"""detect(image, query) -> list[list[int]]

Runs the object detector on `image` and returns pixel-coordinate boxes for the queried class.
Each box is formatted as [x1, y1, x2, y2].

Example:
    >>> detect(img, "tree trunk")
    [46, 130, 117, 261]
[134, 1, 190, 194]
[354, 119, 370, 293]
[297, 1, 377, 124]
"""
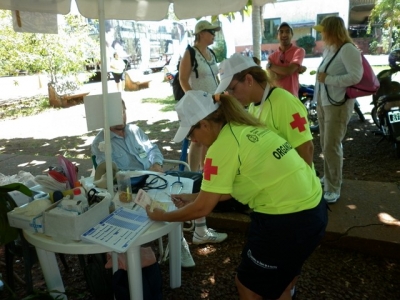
[252, 5, 261, 60]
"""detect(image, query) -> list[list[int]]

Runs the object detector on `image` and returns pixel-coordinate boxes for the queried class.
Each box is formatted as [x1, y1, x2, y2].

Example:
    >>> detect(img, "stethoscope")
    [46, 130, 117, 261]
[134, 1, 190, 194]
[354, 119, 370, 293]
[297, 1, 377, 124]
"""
[166, 171, 183, 195]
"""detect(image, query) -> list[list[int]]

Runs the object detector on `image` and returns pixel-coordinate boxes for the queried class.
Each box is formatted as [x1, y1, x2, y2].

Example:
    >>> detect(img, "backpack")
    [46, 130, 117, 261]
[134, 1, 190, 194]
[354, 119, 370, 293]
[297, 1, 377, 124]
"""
[172, 45, 217, 101]
[324, 43, 380, 105]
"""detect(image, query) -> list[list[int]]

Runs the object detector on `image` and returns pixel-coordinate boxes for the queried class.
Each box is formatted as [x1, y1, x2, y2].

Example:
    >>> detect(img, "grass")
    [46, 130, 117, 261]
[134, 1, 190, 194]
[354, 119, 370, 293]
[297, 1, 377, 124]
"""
[141, 95, 177, 112]
[0, 95, 57, 120]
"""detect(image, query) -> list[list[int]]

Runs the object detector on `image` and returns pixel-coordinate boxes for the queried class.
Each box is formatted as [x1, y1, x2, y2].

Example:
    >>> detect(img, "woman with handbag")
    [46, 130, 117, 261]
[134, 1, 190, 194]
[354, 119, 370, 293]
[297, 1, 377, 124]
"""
[146, 91, 328, 300]
[313, 16, 363, 204]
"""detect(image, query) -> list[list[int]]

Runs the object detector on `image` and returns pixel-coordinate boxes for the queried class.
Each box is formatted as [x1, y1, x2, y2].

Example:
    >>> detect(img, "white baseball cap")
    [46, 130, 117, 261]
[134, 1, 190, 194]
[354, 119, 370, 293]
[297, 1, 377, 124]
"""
[173, 90, 219, 143]
[215, 53, 258, 94]
[194, 20, 221, 35]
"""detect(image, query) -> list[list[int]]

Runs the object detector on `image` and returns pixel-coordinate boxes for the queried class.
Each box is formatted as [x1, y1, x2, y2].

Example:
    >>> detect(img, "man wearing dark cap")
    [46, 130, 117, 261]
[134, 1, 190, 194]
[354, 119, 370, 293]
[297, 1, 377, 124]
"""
[266, 22, 306, 96]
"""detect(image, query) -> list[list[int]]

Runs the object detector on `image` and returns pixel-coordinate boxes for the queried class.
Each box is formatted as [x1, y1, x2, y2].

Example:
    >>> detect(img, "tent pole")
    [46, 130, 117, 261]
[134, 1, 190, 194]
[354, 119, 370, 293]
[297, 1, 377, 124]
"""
[97, 0, 114, 195]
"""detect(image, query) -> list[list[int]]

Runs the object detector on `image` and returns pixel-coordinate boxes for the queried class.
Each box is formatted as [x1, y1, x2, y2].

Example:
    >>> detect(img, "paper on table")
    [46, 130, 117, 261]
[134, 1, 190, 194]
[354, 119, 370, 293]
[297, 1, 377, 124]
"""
[81, 206, 153, 253]
[135, 189, 170, 212]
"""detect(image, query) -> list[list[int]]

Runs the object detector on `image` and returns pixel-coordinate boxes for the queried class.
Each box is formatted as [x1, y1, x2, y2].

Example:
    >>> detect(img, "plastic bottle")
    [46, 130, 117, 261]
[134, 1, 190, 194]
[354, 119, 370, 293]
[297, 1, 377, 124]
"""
[73, 188, 89, 212]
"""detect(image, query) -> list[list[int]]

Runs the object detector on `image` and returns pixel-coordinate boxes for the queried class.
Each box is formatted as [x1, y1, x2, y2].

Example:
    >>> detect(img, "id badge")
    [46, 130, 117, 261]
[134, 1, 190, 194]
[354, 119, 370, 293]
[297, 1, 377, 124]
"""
[139, 150, 147, 159]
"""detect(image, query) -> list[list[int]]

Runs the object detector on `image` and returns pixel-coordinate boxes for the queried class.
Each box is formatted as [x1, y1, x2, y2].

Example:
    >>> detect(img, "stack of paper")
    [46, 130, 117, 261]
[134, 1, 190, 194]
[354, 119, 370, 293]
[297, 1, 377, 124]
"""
[81, 206, 153, 252]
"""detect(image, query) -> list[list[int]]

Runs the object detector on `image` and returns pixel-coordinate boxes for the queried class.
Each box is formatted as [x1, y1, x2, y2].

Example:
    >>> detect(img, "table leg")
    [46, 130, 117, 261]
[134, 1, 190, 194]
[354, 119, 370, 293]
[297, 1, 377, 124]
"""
[168, 223, 182, 288]
[126, 245, 143, 300]
[35, 247, 67, 300]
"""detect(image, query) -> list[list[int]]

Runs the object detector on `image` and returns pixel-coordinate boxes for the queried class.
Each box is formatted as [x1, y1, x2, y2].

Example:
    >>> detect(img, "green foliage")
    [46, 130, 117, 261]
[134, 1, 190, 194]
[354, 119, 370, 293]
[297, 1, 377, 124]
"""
[212, 38, 227, 62]
[0, 11, 100, 86]
[369, 40, 380, 54]
[369, 0, 400, 51]
[295, 36, 316, 54]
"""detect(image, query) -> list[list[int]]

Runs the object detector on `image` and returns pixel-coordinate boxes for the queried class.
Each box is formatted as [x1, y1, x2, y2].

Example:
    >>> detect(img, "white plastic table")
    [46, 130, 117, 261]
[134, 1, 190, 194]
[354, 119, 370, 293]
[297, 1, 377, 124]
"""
[24, 221, 181, 300]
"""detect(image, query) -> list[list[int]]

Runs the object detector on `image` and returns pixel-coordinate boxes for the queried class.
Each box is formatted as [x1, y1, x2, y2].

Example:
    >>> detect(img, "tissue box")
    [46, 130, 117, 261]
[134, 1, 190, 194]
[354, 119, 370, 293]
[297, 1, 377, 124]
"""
[44, 193, 111, 241]
[7, 206, 44, 233]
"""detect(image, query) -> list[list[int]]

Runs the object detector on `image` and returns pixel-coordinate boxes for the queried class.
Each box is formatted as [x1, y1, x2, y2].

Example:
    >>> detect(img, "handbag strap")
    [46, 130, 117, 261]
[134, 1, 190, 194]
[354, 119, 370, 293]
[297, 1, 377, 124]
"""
[322, 43, 348, 106]
[193, 46, 219, 86]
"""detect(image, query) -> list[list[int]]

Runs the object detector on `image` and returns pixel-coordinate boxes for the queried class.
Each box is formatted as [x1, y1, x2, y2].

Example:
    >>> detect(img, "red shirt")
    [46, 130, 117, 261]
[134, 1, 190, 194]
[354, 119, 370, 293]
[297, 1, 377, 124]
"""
[269, 44, 305, 97]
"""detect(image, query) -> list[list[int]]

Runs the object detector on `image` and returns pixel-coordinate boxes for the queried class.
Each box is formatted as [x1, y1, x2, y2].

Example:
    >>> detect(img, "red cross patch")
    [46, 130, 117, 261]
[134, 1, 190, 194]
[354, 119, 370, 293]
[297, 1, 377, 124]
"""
[290, 113, 307, 132]
[203, 158, 218, 180]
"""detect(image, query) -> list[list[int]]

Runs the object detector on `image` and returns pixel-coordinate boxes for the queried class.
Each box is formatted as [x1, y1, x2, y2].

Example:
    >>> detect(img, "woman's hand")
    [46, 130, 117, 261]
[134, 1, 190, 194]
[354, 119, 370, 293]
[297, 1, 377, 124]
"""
[317, 72, 327, 83]
[146, 206, 167, 221]
[170, 193, 196, 208]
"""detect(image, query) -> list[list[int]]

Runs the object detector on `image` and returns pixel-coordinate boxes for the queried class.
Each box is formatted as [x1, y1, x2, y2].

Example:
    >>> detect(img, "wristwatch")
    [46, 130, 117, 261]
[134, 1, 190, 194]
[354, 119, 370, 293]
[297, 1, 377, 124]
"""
[153, 162, 163, 167]
[266, 62, 272, 70]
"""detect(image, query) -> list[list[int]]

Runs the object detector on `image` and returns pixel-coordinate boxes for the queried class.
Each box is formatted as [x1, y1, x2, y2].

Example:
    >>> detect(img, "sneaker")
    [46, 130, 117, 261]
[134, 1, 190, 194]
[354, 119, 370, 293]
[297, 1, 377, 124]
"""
[324, 191, 340, 204]
[192, 229, 228, 245]
[181, 238, 195, 268]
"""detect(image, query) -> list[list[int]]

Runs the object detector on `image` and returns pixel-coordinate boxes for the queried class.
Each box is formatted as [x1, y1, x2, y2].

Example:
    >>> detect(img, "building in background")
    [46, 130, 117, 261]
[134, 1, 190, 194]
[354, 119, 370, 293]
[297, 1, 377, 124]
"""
[234, 0, 376, 57]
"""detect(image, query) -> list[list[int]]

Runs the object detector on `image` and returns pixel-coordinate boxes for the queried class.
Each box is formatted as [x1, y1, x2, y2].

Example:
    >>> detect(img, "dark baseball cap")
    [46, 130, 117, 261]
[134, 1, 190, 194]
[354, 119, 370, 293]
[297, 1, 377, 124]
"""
[278, 22, 293, 34]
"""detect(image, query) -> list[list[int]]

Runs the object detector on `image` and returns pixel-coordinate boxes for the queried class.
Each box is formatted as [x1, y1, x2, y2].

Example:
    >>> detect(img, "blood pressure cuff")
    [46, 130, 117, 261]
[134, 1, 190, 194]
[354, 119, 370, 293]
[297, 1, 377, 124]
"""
[130, 175, 149, 193]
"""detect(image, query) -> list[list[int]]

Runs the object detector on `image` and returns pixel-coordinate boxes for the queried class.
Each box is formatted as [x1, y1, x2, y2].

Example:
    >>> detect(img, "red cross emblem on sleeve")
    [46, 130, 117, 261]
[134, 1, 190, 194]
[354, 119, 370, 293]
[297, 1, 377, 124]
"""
[203, 158, 218, 180]
[290, 113, 307, 132]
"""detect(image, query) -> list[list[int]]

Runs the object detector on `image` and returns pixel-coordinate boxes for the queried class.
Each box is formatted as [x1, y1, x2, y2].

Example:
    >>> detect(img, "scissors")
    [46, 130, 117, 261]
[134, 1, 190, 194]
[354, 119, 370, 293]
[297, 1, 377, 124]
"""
[87, 188, 101, 206]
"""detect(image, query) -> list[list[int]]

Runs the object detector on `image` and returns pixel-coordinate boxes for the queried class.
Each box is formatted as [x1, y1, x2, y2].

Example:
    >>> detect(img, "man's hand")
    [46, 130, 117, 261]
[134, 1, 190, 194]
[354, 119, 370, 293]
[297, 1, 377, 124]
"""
[299, 65, 307, 74]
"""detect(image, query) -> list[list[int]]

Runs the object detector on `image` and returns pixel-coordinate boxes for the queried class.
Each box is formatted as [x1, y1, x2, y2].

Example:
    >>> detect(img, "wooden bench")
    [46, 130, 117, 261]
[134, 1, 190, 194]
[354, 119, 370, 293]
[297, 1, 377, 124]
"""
[124, 71, 151, 91]
[48, 84, 89, 108]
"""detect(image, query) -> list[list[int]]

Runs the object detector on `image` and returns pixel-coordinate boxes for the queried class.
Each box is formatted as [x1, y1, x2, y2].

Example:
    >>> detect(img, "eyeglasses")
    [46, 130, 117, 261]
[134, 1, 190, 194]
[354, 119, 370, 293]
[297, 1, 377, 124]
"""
[204, 29, 216, 36]
[186, 123, 200, 140]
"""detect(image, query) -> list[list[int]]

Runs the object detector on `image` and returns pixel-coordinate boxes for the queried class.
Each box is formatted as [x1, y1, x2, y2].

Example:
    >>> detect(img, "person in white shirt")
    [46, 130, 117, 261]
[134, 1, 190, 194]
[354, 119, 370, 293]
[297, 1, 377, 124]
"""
[110, 52, 126, 92]
[313, 16, 363, 204]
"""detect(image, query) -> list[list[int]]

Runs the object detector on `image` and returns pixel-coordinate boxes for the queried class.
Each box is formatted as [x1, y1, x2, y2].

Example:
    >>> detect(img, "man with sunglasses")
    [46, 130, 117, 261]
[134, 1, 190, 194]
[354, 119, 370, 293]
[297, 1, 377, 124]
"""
[266, 22, 306, 97]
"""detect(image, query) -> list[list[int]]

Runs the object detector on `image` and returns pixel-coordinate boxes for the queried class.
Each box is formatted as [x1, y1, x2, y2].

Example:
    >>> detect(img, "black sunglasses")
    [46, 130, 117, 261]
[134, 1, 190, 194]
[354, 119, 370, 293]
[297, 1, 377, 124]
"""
[204, 29, 216, 36]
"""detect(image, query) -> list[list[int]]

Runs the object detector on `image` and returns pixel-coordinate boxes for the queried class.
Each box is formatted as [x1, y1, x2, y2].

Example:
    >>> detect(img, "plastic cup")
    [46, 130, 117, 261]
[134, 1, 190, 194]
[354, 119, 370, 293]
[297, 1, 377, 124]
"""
[116, 171, 132, 203]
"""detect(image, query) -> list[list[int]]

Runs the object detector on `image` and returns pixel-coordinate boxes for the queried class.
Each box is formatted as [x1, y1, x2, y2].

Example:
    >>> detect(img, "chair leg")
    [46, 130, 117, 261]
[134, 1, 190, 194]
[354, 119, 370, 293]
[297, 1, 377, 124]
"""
[4, 243, 15, 291]
[58, 254, 69, 273]
[20, 233, 35, 295]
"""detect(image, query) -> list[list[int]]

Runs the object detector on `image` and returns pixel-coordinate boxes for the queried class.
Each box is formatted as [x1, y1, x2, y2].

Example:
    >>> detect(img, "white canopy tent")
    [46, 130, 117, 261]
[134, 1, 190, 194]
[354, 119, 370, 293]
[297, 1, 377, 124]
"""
[0, 0, 248, 193]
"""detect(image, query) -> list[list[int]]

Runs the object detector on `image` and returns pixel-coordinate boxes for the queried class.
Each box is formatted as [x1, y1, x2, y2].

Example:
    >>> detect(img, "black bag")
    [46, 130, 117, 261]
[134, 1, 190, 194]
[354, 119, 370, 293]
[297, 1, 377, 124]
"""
[83, 254, 114, 300]
[112, 263, 163, 300]
[172, 45, 217, 101]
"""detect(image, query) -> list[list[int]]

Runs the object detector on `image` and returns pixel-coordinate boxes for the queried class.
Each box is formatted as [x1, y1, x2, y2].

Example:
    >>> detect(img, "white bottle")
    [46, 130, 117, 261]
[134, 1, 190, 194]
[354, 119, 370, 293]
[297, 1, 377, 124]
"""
[73, 188, 89, 212]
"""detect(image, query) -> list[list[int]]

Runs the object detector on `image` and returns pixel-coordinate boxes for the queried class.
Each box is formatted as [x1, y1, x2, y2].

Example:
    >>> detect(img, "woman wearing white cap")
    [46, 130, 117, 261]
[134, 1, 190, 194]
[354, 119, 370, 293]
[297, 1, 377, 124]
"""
[146, 90, 327, 300]
[178, 20, 227, 247]
[215, 53, 314, 168]
[179, 20, 221, 173]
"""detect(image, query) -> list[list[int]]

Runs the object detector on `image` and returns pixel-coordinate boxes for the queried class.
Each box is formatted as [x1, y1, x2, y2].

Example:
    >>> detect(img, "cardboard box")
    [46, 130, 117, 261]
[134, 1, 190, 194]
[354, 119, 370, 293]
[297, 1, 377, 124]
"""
[7, 206, 44, 233]
[44, 193, 111, 241]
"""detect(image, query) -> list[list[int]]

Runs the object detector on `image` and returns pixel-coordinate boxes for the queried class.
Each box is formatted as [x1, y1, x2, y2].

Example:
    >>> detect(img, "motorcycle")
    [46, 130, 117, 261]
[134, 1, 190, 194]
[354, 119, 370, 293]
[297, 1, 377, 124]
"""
[370, 49, 400, 158]
[298, 84, 319, 132]
[298, 84, 366, 133]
